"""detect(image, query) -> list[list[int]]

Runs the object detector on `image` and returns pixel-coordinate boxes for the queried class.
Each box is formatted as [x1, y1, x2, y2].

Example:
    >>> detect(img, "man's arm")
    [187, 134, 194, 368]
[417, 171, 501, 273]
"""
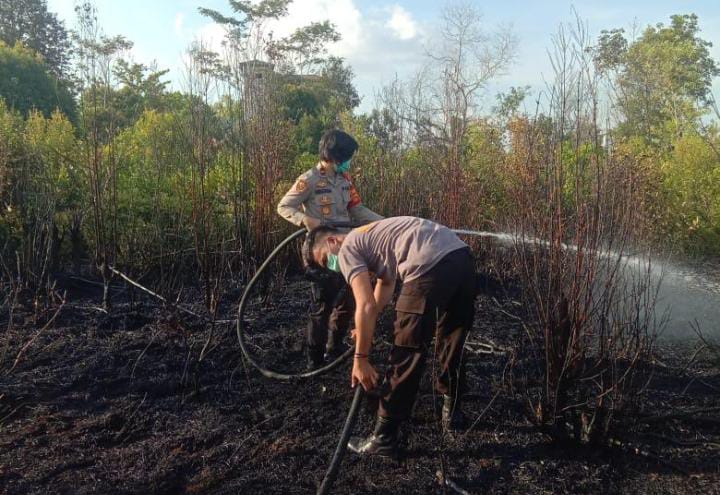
[350, 271, 380, 390]
[349, 204, 384, 225]
[373, 273, 396, 310]
[342, 174, 383, 225]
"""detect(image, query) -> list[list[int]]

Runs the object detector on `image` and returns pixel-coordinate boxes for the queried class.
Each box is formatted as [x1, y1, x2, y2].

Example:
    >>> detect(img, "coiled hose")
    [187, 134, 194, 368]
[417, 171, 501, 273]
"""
[235, 228, 353, 380]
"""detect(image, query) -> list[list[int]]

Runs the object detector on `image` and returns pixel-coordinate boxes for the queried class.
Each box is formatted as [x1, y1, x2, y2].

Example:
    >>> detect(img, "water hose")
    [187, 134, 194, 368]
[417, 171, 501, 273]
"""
[316, 386, 364, 495]
[235, 225, 489, 379]
[234, 225, 362, 493]
[235, 228, 353, 380]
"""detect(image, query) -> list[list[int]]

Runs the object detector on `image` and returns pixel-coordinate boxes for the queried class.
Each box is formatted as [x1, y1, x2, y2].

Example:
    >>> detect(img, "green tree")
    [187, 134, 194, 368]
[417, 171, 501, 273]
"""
[199, 0, 340, 74]
[76, 60, 171, 133]
[594, 14, 719, 146]
[280, 58, 359, 153]
[660, 131, 720, 255]
[0, 41, 76, 121]
[0, 0, 72, 79]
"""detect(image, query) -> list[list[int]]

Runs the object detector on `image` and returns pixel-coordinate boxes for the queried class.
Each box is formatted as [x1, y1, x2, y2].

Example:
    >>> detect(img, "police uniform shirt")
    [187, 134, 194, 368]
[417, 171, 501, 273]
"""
[277, 163, 383, 226]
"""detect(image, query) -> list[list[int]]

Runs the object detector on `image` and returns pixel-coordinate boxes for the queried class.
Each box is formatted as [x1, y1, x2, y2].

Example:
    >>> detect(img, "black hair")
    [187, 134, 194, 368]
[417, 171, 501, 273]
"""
[302, 225, 341, 269]
[318, 130, 358, 164]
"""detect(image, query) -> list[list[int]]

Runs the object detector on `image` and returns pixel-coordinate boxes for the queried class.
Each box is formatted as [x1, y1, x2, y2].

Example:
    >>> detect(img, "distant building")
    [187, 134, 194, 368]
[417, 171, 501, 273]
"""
[237, 60, 275, 117]
[237, 60, 324, 117]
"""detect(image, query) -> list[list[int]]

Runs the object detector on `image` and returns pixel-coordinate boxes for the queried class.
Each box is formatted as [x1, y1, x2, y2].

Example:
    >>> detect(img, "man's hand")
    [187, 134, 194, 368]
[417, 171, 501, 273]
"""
[302, 215, 322, 230]
[352, 359, 379, 391]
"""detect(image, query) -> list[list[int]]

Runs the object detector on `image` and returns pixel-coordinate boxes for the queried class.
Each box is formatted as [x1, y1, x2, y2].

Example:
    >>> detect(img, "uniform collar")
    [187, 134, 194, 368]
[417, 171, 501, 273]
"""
[317, 161, 337, 182]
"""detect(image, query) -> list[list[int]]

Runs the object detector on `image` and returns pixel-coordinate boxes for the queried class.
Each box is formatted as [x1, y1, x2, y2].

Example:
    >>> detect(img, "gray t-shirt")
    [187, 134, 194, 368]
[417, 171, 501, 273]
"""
[338, 216, 468, 284]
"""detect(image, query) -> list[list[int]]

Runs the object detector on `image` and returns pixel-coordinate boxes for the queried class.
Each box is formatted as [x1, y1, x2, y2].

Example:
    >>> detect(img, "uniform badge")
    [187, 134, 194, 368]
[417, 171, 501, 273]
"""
[347, 183, 362, 208]
[319, 195, 332, 205]
[317, 179, 328, 187]
[321, 205, 332, 216]
[355, 221, 379, 233]
[295, 179, 308, 192]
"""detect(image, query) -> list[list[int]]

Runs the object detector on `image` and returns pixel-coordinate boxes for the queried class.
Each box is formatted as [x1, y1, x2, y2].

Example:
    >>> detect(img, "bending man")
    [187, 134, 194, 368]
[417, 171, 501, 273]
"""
[303, 216, 476, 457]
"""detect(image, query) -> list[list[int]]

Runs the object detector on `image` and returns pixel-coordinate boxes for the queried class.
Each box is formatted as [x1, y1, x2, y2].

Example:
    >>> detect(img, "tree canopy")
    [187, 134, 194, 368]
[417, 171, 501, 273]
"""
[594, 14, 720, 145]
[0, 0, 72, 79]
[0, 41, 76, 121]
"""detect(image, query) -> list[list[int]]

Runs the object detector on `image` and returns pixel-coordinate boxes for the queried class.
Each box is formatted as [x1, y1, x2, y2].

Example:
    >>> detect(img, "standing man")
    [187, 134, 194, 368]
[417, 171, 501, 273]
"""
[278, 130, 382, 370]
[302, 216, 476, 457]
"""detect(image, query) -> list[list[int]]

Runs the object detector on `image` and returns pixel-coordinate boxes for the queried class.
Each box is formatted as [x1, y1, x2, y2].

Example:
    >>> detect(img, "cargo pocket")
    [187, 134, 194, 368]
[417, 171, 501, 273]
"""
[394, 293, 427, 348]
[395, 293, 426, 315]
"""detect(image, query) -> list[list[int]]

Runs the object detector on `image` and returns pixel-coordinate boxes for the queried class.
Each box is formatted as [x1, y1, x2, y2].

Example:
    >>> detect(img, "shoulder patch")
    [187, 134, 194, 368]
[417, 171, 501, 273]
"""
[295, 179, 308, 192]
[354, 221, 379, 233]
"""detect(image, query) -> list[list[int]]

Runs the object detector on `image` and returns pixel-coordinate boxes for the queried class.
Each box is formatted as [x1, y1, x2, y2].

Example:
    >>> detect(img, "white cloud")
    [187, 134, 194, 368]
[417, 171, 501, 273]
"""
[386, 5, 417, 41]
[174, 12, 185, 38]
[182, 0, 428, 111]
[263, 0, 363, 58]
[194, 22, 228, 55]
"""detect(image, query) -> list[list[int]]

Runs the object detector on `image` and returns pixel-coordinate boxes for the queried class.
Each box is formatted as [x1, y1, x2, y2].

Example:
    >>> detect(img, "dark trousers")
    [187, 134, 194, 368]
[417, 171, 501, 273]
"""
[379, 248, 476, 419]
[307, 271, 355, 351]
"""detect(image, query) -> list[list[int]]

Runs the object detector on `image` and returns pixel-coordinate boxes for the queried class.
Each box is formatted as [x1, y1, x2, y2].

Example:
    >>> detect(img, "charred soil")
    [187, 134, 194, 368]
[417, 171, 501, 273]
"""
[0, 276, 718, 494]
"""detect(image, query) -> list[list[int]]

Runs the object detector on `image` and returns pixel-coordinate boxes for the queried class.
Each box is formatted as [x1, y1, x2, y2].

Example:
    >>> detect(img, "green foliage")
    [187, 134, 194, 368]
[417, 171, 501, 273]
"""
[0, 0, 72, 79]
[198, 0, 290, 31]
[0, 41, 76, 122]
[2, 3, 718, 287]
[281, 59, 359, 153]
[660, 131, 720, 255]
[0, 100, 25, 245]
[200, 0, 339, 74]
[270, 21, 340, 73]
[112, 109, 193, 262]
[559, 140, 602, 206]
[0, 100, 81, 287]
[465, 119, 511, 226]
[594, 14, 719, 146]
[77, 67, 173, 137]
[494, 86, 530, 121]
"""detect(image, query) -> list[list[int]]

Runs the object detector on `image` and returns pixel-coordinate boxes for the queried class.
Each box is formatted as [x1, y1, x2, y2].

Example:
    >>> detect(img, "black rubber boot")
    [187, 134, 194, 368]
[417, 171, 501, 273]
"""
[347, 416, 400, 458]
[442, 394, 466, 432]
[306, 346, 325, 371]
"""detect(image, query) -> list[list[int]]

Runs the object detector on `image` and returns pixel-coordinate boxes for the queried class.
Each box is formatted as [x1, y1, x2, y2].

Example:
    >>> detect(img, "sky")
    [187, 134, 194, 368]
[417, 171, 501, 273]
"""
[46, 0, 720, 114]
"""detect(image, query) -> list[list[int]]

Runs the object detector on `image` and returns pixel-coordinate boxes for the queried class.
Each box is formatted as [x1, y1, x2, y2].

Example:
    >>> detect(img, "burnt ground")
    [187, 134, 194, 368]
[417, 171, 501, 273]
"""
[0, 274, 719, 495]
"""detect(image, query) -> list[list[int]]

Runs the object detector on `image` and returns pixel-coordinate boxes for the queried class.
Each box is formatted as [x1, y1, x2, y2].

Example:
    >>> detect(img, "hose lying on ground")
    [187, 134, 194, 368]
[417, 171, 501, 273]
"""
[235, 225, 360, 494]
[316, 386, 364, 495]
[236, 227, 353, 381]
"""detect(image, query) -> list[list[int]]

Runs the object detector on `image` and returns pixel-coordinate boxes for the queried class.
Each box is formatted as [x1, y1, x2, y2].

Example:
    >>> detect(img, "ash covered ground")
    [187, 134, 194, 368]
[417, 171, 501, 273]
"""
[1, 274, 718, 494]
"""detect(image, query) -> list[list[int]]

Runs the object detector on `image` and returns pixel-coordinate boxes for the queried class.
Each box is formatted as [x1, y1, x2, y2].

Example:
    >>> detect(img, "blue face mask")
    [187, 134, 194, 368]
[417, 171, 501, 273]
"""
[326, 253, 341, 273]
[335, 159, 351, 174]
